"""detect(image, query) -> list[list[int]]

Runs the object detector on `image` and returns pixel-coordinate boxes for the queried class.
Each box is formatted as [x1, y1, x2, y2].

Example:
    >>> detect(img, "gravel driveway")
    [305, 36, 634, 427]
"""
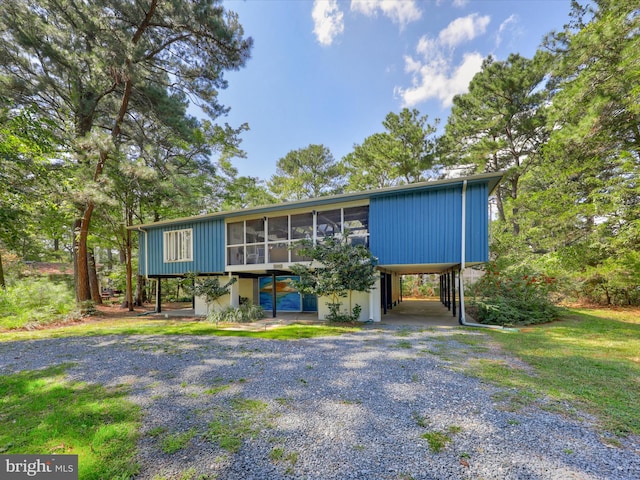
[1, 325, 639, 480]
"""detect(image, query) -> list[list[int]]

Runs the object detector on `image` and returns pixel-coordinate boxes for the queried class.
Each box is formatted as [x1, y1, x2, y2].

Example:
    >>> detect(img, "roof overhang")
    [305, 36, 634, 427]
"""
[128, 172, 505, 230]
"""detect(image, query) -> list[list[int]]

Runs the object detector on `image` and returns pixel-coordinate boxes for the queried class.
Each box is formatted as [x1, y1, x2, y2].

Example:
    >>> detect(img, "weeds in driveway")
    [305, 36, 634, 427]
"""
[269, 447, 298, 474]
[160, 429, 197, 454]
[421, 426, 463, 453]
[206, 397, 271, 453]
[0, 365, 140, 479]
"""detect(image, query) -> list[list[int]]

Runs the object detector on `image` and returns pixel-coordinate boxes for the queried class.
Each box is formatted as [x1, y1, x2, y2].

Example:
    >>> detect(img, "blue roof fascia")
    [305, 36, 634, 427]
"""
[130, 171, 505, 231]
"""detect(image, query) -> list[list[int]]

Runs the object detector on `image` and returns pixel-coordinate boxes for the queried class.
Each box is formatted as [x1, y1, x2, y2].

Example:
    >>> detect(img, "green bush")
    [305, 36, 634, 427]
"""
[326, 302, 362, 323]
[0, 278, 76, 329]
[207, 303, 265, 324]
[468, 262, 559, 327]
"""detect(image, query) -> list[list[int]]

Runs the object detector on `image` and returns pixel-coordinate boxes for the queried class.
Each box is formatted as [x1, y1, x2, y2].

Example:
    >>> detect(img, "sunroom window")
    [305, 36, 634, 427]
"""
[225, 206, 368, 267]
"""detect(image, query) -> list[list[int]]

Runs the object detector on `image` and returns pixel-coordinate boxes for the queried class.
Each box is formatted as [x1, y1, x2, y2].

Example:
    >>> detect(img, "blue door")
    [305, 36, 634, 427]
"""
[302, 294, 318, 312]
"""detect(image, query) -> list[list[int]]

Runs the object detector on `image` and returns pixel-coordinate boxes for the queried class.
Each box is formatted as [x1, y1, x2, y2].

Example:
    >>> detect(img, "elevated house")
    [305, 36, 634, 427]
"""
[131, 172, 503, 322]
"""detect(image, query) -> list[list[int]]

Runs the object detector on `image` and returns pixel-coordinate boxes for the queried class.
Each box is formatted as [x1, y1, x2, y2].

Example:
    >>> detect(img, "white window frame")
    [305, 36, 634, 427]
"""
[164, 228, 193, 263]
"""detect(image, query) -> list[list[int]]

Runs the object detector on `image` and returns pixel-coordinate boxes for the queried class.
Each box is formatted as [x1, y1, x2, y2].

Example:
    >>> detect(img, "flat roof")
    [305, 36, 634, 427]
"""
[129, 171, 504, 230]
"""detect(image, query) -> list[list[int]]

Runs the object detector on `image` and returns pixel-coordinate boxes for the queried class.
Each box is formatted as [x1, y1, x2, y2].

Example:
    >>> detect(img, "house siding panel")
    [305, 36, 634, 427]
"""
[139, 218, 225, 276]
[369, 182, 489, 265]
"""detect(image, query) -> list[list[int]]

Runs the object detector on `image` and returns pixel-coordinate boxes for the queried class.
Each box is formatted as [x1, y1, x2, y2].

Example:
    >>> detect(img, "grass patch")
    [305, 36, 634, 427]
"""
[160, 429, 197, 454]
[204, 384, 230, 395]
[477, 307, 640, 436]
[0, 319, 360, 342]
[421, 431, 452, 453]
[421, 426, 463, 453]
[0, 365, 141, 479]
[206, 396, 271, 453]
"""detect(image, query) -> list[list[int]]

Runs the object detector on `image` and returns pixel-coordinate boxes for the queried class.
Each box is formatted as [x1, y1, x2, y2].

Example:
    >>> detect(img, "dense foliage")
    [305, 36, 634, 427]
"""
[468, 263, 559, 327]
[0, 278, 76, 329]
[207, 303, 265, 324]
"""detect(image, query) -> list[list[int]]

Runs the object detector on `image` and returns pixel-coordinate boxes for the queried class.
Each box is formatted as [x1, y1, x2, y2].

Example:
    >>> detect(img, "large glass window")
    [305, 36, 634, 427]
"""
[268, 216, 289, 241]
[245, 219, 265, 244]
[268, 243, 289, 263]
[225, 206, 369, 266]
[316, 209, 341, 238]
[246, 245, 265, 264]
[344, 206, 369, 246]
[291, 213, 313, 240]
[227, 222, 244, 245]
[228, 246, 244, 266]
[164, 229, 193, 263]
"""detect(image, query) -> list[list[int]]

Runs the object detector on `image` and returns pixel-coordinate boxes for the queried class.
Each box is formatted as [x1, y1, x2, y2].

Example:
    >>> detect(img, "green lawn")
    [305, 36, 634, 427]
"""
[0, 365, 141, 480]
[0, 318, 360, 342]
[472, 307, 640, 437]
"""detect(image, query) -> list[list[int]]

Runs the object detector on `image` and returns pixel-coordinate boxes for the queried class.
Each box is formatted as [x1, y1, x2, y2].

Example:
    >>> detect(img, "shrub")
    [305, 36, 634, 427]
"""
[326, 303, 362, 323]
[468, 262, 559, 327]
[0, 278, 76, 329]
[207, 303, 265, 324]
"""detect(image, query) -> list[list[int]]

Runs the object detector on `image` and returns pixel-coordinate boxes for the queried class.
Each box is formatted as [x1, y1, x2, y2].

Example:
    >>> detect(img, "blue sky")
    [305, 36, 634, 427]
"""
[215, 0, 572, 181]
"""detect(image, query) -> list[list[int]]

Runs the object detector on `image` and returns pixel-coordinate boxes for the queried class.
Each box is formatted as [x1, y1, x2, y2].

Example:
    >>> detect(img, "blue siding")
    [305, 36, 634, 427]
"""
[136, 176, 495, 275]
[465, 182, 489, 263]
[138, 218, 225, 276]
[369, 183, 488, 265]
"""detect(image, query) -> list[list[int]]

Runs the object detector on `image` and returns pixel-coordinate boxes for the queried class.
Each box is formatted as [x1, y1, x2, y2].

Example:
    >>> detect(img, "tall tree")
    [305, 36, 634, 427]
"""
[0, 0, 252, 304]
[532, 0, 640, 303]
[268, 144, 344, 201]
[0, 99, 58, 287]
[440, 53, 550, 235]
[343, 108, 439, 191]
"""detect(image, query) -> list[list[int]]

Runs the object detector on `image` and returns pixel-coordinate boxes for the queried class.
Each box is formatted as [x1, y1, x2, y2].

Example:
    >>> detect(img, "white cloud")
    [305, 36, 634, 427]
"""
[396, 52, 484, 107]
[496, 14, 518, 47]
[452, 0, 469, 8]
[438, 13, 490, 48]
[351, 0, 422, 29]
[395, 14, 490, 107]
[312, 0, 344, 46]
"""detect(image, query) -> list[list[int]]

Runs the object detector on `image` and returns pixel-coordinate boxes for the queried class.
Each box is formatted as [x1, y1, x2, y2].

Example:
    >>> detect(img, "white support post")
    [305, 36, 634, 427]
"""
[230, 274, 240, 307]
[369, 275, 381, 322]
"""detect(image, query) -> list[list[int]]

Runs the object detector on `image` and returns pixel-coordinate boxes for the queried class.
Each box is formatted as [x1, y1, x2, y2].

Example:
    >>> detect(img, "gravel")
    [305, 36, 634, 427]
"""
[1, 325, 639, 480]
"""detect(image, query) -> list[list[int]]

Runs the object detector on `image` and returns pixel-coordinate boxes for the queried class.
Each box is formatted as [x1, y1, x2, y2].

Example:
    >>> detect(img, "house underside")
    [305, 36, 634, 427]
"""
[132, 173, 503, 322]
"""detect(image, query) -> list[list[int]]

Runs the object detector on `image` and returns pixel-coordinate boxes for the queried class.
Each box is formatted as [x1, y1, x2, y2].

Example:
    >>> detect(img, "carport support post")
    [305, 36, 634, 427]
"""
[271, 272, 277, 318]
[451, 270, 456, 317]
[155, 278, 162, 313]
[446, 272, 451, 310]
[381, 273, 387, 315]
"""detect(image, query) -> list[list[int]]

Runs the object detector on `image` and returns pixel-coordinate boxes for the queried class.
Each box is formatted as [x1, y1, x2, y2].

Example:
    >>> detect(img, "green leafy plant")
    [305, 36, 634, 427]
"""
[468, 262, 559, 326]
[182, 272, 237, 316]
[290, 235, 377, 322]
[207, 303, 265, 324]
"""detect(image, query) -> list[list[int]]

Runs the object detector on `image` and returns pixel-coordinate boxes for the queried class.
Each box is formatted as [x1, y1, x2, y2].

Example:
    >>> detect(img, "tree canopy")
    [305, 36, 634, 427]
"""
[268, 144, 344, 201]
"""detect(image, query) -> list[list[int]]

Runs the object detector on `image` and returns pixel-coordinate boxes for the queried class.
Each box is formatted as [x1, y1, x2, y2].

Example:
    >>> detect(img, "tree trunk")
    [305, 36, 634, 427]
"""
[72, 218, 82, 302]
[124, 227, 134, 311]
[76, 202, 94, 305]
[88, 248, 102, 305]
[0, 250, 5, 289]
[135, 274, 146, 306]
